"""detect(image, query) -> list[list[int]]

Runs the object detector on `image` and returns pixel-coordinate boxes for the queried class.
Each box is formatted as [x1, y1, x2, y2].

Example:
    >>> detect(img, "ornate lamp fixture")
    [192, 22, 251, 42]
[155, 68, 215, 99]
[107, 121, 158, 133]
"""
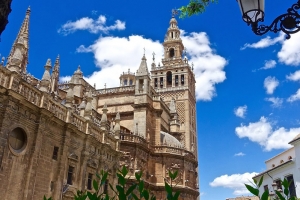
[237, 0, 300, 39]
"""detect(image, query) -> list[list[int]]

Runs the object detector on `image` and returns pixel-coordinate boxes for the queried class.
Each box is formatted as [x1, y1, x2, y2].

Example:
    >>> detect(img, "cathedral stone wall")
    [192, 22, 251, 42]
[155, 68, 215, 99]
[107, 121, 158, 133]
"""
[0, 9, 200, 200]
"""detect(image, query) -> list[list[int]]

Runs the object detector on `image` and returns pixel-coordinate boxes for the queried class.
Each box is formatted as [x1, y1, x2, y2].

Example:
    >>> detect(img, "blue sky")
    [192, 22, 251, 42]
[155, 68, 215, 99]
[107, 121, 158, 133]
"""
[1, 0, 300, 199]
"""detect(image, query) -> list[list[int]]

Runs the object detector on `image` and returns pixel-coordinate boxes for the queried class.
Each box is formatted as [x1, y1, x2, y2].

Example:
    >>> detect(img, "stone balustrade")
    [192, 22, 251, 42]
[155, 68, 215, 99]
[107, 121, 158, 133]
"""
[120, 134, 147, 144]
[96, 85, 135, 95]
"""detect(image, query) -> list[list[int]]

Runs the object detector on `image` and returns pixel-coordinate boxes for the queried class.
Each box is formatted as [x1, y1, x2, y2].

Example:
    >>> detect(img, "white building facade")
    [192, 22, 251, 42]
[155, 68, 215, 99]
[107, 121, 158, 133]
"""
[253, 135, 300, 198]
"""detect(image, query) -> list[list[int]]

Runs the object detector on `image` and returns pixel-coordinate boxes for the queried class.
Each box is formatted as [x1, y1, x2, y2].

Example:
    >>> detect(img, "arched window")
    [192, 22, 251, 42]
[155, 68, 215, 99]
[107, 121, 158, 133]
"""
[166, 71, 172, 87]
[124, 79, 128, 86]
[169, 48, 175, 58]
[129, 79, 133, 85]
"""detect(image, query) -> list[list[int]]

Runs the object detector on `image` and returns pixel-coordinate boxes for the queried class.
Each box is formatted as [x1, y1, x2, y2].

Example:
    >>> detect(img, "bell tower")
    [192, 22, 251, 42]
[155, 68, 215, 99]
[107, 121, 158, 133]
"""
[151, 16, 197, 155]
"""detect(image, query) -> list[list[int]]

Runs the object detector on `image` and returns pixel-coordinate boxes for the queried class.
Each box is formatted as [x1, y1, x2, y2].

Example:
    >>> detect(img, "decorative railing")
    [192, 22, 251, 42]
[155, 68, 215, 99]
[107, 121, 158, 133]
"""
[96, 85, 135, 95]
[45, 97, 68, 121]
[105, 136, 116, 149]
[153, 146, 195, 158]
[70, 113, 85, 131]
[120, 134, 146, 144]
[17, 80, 42, 107]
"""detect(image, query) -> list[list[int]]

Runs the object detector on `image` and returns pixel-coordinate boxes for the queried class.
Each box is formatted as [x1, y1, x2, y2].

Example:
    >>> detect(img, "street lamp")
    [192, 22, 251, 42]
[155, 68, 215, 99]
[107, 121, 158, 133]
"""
[237, 0, 300, 39]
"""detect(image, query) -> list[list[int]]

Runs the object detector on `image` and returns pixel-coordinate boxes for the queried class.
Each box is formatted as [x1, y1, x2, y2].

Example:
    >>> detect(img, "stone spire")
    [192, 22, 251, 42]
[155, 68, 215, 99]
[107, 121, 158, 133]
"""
[136, 54, 149, 77]
[84, 90, 93, 119]
[39, 59, 52, 92]
[114, 112, 120, 138]
[51, 55, 60, 93]
[100, 103, 108, 124]
[65, 76, 75, 107]
[6, 7, 30, 73]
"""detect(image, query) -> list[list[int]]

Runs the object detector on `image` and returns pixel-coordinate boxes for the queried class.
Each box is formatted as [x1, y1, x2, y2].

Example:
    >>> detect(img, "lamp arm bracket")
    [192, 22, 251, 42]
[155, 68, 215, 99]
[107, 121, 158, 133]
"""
[252, 0, 300, 39]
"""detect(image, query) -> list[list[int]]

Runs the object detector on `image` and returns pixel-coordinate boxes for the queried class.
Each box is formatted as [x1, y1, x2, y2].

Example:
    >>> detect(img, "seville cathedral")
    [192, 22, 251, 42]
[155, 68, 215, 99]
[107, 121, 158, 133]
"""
[0, 8, 199, 200]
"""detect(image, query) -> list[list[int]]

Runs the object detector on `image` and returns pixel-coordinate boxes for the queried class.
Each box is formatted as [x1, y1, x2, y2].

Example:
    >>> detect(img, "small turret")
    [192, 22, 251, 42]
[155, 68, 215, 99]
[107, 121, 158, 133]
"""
[100, 102, 108, 124]
[119, 68, 135, 86]
[39, 59, 52, 92]
[65, 76, 75, 107]
[84, 90, 93, 119]
[114, 112, 121, 139]
[135, 53, 150, 94]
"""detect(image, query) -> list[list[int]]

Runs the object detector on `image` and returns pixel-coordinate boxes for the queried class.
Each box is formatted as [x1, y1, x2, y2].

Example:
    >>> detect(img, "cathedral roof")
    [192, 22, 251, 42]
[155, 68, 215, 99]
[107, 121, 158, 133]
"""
[160, 131, 183, 148]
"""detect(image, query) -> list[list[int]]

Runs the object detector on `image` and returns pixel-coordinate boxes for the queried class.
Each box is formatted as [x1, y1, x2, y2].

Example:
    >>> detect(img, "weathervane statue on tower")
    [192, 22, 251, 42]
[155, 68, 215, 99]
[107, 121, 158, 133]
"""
[172, 9, 179, 17]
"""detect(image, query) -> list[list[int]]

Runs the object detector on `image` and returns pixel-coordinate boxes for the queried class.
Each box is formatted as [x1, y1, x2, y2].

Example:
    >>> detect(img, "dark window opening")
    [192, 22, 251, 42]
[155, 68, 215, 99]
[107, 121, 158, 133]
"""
[286, 175, 296, 197]
[166, 71, 172, 87]
[181, 75, 184, 85]
[275, 179, 282, 190]
[52, 146, 59, 160]
[154, 78, 158, 88]
[160, 77, 163, 88]
[139, 79, 144, 92]
[263, 185, 268, 192]
[87, 173, 93, 190]
[67, 166, 74, 185]
[175, 75, 179, 86]
[104, 180, 109, 194]
[124, 79, 128, 86]
[50, 181, 54, 192]
[129, 79, 133, 86]
[170, 48, 175, 58]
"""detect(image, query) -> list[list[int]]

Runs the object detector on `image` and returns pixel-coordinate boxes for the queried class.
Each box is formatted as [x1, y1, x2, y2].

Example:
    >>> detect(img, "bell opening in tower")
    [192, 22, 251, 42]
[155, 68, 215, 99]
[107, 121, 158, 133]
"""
[166, 71, 172, 88]
[169, 48, 175, 58]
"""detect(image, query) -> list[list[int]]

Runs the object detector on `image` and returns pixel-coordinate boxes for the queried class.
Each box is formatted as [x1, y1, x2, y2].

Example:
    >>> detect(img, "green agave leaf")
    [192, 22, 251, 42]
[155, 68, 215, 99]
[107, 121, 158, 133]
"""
[245, 184, 259, 196]
[275, 190, 286, 200]
[126, 184, 137, 196]
[258, 176, 264, 188]
[142, 190, 150, 200]
[174, 191, 180, 200]
[139, 180, 144, 193]
[261, 190, 269, 200]
[165, 182, 172, 194]
[93, 179, 99, 191]
[117, 174, 126, 186]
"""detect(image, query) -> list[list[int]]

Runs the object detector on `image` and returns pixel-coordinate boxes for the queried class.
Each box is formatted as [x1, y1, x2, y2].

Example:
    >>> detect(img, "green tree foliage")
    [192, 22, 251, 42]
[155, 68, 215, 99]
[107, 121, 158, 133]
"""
[179, 0, 217, 18]
[245, 176, 298, 200]
[44, 166, 181, 200]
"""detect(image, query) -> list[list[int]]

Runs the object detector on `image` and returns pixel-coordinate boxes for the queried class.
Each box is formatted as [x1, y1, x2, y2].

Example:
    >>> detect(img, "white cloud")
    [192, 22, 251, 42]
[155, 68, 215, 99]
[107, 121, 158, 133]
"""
[234, 106, 247, 118]
[265, 97, 283, 108]
[58, 15, 125, 35]
[278, 32, 300, 66]
[261, 60, 276, 70]
[241, 33, 285, 50]
[286, 70, 300, 82]
[60, 76, 71, 83]
[235, 117, 300, 151]
[264, 76, 279, 94]
[234, 152, 245, 157]
[287, 89, 300, 102]
[73, 30, 227, 101]
[210, 172, 257, 195]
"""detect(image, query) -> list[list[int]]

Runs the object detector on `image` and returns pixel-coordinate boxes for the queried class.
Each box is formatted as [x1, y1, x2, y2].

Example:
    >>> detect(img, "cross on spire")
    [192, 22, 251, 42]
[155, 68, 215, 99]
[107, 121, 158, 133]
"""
[152, 52, 155, 62]
[143, 47, 146, 55]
